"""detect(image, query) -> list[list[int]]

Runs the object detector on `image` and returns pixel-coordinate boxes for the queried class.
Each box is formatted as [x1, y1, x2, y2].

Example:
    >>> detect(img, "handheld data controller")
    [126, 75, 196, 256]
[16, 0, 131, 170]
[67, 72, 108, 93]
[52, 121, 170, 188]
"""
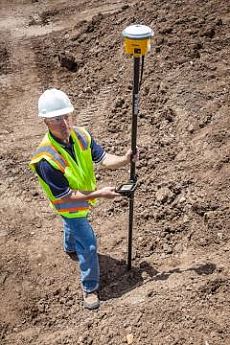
[115, 180, 137, 197]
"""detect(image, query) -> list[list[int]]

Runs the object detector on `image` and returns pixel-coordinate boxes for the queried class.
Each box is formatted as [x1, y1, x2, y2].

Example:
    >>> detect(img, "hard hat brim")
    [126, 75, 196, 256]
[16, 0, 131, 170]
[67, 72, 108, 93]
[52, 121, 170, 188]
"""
[38, 105, 74, 118]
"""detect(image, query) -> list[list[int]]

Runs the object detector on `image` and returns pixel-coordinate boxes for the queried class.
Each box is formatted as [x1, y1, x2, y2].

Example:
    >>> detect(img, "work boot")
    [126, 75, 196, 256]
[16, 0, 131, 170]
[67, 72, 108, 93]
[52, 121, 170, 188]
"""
[83, 291, 100, 310]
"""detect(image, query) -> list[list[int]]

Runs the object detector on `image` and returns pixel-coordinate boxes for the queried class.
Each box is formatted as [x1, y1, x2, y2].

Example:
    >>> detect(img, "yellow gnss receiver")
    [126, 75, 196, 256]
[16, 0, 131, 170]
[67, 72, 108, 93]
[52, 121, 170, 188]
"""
[122, 24, 154, 57]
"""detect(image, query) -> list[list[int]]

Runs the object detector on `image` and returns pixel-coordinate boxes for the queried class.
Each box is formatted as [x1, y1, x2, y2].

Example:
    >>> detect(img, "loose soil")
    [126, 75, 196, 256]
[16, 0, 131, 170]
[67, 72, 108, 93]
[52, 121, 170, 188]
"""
[0, 1, 229, 344]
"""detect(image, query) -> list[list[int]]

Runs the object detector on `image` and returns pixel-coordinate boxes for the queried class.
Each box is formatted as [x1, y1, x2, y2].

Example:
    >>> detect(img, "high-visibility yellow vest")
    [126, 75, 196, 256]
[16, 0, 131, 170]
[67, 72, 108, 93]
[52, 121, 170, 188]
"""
[29, 127, 97, 218]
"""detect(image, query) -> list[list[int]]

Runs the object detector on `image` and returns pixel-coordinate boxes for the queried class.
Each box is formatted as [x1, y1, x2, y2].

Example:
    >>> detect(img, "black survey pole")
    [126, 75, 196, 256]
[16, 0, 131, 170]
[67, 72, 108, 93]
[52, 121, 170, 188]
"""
[127, 57, 140, 270]
[122, 24, 153, 270]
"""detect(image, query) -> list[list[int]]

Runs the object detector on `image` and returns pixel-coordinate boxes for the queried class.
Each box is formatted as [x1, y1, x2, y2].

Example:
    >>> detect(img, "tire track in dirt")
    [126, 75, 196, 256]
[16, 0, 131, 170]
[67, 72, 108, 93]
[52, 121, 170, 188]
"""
[77, 85, 113, 128]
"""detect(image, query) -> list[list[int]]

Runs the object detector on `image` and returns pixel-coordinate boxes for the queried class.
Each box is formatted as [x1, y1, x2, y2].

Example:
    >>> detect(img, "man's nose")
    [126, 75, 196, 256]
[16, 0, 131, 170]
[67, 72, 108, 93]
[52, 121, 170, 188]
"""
[61, 118, 69, 127]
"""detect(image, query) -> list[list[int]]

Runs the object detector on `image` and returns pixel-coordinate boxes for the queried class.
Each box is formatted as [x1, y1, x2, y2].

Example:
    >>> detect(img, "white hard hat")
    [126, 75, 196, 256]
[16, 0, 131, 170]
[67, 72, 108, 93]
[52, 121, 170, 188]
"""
[38, 88, 74, 118]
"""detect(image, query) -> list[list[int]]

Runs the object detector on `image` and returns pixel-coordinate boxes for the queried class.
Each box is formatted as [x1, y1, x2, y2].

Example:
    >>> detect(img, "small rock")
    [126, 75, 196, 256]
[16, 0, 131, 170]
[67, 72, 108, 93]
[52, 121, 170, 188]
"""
[127, 333, 134, 344]
[179, 196, 186, 203]
[84, 87, 93, 94]
[141, 271, 149, 280]
[114, 97, 125, 108]
[183, 214, 189, 223]
[163, 243, 173, 254]
[37, 303, 45, 313]
[217, 232, 223, 240]
[155, 187, 174, 203]
[188, 124, 195, 133]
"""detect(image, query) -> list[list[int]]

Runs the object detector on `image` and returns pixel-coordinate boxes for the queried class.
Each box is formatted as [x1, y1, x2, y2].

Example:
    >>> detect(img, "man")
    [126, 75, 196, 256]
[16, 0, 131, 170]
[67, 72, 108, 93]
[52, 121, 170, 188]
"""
[30, 88, 136, 310]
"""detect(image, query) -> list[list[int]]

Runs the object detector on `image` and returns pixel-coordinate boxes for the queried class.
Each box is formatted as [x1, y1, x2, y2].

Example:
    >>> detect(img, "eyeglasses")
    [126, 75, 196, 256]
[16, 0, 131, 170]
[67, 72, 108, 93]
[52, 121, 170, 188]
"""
[48, 115, 71, 123]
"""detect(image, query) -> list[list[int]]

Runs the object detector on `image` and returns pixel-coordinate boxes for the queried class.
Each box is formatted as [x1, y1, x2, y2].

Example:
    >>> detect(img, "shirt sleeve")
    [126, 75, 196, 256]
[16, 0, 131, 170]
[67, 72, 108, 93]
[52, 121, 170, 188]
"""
[90, 132, 106, 163]
[35, 159, 71, 198]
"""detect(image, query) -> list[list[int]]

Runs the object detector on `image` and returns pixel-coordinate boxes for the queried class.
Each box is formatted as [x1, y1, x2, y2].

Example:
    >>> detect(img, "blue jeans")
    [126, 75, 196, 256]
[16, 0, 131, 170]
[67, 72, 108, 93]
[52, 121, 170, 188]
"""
[62, 217, 99, 293]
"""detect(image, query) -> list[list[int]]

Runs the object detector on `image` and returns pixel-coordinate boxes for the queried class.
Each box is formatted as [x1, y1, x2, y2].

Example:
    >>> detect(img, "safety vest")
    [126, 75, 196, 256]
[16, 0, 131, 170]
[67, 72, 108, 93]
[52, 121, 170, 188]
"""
[29, 127, 97, 218]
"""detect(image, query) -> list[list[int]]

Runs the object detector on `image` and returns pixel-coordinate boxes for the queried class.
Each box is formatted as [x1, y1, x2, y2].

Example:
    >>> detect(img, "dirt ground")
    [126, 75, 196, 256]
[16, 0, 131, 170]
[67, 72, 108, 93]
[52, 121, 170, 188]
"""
[0, 0, 229, 344]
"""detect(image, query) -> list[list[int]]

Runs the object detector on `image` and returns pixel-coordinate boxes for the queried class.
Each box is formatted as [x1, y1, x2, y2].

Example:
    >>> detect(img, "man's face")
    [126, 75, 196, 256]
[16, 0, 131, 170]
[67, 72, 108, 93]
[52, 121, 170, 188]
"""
[44, 114, 73, 142]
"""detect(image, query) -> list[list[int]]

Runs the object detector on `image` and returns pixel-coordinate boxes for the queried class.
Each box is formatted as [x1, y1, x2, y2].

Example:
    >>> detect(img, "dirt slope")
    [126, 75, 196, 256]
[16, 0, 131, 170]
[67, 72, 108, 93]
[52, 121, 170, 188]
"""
[0, 0, 229, 344]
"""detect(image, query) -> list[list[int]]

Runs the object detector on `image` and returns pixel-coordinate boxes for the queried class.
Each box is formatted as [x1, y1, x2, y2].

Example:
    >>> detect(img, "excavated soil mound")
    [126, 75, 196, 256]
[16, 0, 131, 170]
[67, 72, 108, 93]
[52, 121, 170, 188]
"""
[0, 0, 229, 344]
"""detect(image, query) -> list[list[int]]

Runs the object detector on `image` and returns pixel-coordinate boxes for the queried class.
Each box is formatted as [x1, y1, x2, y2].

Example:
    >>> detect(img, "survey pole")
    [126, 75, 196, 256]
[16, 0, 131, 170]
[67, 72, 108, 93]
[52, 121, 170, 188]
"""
[122, 24, 153, 270]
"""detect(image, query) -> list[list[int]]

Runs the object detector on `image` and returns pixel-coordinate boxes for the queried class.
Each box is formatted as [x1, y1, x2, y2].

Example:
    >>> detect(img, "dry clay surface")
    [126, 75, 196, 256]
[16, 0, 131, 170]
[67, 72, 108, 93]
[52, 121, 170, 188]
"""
[0, 0, 229, 344]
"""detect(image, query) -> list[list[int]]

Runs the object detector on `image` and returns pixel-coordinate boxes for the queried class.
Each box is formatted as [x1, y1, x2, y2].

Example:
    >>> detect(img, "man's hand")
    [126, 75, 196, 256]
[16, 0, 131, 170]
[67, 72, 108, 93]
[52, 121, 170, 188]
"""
[99, 186, 120, 199]
[101, 147, 140, 169]
[68, 186, 120, 201]
[125, 147, 140, 163]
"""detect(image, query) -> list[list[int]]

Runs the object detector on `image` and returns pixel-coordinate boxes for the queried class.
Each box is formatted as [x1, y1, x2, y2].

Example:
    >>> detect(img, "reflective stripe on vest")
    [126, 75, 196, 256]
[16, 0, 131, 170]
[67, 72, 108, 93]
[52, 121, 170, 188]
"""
[75, 129, 88, 150]
[33, 145, 67, 173]
[52, 199, 90, 213]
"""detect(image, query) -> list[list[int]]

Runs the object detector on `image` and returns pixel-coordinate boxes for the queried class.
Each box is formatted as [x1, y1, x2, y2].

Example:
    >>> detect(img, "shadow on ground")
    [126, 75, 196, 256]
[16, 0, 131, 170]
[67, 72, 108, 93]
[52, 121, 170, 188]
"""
[99, 254, 216, 301]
